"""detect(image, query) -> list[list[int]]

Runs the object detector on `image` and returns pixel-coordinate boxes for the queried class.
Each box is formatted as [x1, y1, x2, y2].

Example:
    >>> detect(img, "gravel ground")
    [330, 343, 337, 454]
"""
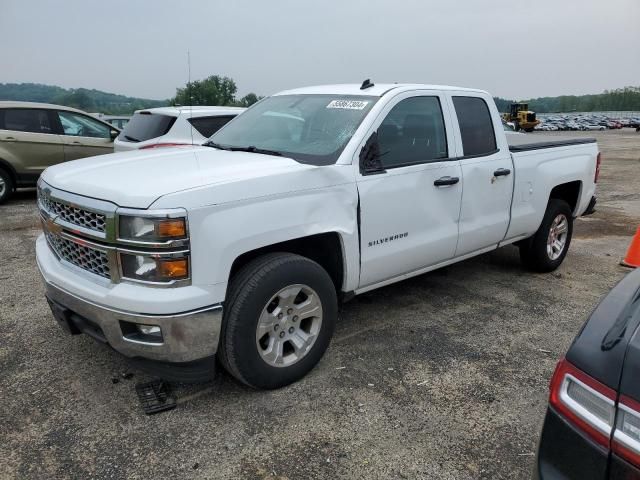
[1, 129, 639, 479]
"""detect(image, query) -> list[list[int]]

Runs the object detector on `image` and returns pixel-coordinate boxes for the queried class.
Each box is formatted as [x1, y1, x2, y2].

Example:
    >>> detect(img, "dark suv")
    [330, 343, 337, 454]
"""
[536, 268, 640, 479]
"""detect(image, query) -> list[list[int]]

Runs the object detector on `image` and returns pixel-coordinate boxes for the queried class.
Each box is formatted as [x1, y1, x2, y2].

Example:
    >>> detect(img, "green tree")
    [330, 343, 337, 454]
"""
[172, 75, 238, 106]
[237, 92, 261, 107]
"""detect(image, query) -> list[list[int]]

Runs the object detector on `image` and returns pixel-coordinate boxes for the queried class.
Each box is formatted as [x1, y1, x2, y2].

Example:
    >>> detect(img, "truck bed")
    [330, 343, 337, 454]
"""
[508, 134, 597, 152]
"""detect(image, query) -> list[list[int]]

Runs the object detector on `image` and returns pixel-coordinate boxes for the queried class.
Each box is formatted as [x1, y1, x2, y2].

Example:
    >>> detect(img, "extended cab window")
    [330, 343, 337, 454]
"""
[452, 96, 497, 156]
[57, 111, 111, 138]
[188, 115, 235, 137]
[0, 109, 53, 134]
[377, 96, 448, 168]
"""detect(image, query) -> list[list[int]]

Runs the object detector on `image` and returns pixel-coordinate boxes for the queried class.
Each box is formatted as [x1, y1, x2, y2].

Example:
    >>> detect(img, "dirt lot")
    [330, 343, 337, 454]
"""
[1, 129, 639, 479]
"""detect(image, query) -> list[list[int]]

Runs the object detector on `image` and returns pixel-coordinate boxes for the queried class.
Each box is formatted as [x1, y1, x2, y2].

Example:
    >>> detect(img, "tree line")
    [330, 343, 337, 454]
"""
[3, 81, 639, 115]
[494, 87, 640, 113]
[0, 83, 166, 114]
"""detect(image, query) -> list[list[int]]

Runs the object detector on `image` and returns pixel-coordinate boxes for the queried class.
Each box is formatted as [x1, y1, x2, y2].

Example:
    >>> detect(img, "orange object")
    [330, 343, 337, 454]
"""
[158, 258, 189, 279]
[621, 227, 640, 268]
[157, 219, 186, 238]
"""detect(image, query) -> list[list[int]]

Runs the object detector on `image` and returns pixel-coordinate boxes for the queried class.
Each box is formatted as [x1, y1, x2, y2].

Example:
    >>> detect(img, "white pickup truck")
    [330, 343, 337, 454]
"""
[36, 82, 599, 389]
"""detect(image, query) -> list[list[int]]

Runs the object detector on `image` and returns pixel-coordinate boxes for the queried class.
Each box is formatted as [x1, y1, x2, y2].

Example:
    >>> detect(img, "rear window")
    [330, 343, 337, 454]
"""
[187, 115, 236, 138]
[452, 96, 497, 156]
[118, 112, 176, 143]
[0, 108, 53, 134]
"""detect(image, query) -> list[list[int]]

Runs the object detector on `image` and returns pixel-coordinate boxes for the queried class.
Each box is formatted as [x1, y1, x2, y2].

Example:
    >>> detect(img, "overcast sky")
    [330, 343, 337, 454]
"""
[1, 0, 638, 100]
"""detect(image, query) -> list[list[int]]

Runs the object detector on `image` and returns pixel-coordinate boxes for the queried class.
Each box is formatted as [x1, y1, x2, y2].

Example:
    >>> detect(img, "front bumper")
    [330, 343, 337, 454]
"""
[40, 272, 223, 364]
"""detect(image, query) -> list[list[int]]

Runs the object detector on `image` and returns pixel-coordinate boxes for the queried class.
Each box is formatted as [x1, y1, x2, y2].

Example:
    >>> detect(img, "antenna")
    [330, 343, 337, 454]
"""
[360, 79, 374, 90]
[187, 50, 194, 145]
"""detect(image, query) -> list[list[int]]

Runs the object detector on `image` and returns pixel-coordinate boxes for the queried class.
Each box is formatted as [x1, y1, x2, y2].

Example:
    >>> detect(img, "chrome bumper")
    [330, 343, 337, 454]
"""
[41, 277, 223, 363]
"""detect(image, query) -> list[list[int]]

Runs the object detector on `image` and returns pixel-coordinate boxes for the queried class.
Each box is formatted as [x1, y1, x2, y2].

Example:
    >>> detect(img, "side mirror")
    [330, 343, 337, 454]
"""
[110, 130, 119, 140]
[359, 132, 386, 176]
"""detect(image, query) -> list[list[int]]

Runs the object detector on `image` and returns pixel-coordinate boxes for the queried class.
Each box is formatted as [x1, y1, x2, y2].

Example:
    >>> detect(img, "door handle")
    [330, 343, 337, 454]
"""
[71, 141, 83, 145]
[434, 176, 460, 187]
[493, 168, 511, 177]
[3, 136, 17, 142]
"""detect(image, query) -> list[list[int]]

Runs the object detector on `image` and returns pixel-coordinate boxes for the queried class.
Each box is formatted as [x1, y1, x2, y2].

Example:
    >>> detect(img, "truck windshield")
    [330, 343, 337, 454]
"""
[208, 95, 378, 165]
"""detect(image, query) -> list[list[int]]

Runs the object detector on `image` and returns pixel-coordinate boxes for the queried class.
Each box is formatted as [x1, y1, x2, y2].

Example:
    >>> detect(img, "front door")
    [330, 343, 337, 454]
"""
[449, 95, 514, 256]
[357, 93, 462, 288]
[55, 110, 115, 161]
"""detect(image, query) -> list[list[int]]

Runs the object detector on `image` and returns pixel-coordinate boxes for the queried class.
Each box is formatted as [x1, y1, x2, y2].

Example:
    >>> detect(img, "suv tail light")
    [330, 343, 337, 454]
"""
[549, 359, 640, 468]
[549, 358, 616, 448]
[595, 152, 602, 183]
[613, 395, 640, 467]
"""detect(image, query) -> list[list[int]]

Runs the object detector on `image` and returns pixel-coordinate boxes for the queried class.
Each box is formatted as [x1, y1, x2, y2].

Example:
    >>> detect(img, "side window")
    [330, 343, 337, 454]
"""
[187, 115, 235, 138]
[452, 96, 497, 156]
[377, 96, 448, 168]
[57, 111, 111, 138]
[1, 109, 53, 134]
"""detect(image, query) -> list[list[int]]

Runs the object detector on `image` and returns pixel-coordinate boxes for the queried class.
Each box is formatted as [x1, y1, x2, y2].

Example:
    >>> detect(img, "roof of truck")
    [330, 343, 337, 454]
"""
[275, 83, 488, 97]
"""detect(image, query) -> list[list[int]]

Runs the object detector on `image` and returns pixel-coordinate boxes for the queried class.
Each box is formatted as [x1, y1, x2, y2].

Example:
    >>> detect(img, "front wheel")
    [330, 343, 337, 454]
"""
[219, 253, 337, 389]
[0, 169, 13, 204]
[519, 199, 573, 272]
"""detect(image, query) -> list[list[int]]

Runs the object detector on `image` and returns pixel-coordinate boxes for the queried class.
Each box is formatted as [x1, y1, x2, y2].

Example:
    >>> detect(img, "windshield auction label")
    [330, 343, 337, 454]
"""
[326, 100, 369, 110]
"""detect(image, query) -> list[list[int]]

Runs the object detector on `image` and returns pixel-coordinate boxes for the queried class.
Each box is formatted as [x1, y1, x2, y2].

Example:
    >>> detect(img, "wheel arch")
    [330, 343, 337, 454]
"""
[0, 157, 18, 190]
[549, 180, 582, 216]
[227, 232, 347, 298]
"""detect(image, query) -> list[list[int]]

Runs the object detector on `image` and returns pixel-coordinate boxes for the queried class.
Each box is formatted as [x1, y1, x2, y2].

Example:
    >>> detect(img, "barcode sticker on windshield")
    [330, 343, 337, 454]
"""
[326, 100, 369, 110]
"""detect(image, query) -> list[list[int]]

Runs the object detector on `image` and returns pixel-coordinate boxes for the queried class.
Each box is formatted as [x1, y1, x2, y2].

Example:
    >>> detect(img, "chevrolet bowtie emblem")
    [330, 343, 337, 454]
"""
[43, 215, 63, 235]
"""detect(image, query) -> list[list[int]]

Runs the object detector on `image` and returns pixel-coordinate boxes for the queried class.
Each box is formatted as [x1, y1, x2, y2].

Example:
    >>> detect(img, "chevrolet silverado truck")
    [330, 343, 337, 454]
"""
[36, 82, 600, 389]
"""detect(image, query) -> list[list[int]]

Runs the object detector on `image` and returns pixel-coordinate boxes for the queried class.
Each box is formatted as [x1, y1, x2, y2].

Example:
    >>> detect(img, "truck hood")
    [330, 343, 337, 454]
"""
[41, 147, 319, 209]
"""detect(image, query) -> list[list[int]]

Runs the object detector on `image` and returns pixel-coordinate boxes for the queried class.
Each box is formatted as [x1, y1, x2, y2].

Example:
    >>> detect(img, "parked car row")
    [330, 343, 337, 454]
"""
[0, 102, 243, 203]
[0, 101, 119, 203]
[535, 113, 640, 132]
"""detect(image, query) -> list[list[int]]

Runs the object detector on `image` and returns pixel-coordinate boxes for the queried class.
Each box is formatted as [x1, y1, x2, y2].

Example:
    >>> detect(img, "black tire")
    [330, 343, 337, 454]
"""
[519, 199, 573, 272]
[0, 168, 13, 204]
[219, 252, 337, 389]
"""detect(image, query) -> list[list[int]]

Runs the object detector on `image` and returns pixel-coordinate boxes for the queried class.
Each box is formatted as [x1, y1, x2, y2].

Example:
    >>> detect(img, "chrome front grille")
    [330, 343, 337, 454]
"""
[38, 181, 190, 287]
[45, 232, 111, 279]
[38, 187, 106, 233]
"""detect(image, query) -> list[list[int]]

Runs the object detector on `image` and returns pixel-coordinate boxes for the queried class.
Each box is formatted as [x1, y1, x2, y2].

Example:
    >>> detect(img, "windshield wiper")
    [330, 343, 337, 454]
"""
[203, 141, 282, 157]
[203, 141, 231, 150]
[230, 146, 283, 157]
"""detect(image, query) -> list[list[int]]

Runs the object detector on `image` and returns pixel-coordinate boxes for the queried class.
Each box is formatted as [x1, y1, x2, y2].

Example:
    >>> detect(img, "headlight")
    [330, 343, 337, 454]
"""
[120, 253, 189, 283]
[118, 214, 187, 243]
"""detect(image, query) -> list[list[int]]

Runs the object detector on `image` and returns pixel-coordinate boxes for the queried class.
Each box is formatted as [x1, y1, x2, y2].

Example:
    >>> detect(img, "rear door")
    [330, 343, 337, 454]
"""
[356, 91, 462, 288]
[55, 110, 115, 161]
[0, 108, 65, 176]
[448, 94, 514, 257]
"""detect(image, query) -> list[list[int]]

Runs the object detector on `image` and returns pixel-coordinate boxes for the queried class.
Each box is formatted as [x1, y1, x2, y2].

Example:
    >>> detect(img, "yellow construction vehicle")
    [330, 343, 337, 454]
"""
[501, 103, 540, 132]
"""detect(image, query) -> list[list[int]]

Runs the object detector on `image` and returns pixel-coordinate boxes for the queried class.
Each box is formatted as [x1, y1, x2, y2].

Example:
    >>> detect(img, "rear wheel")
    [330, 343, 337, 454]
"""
[0, 168, 13, 204]
[219, 253, 337, 389]
[519, 199, 573, 272]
